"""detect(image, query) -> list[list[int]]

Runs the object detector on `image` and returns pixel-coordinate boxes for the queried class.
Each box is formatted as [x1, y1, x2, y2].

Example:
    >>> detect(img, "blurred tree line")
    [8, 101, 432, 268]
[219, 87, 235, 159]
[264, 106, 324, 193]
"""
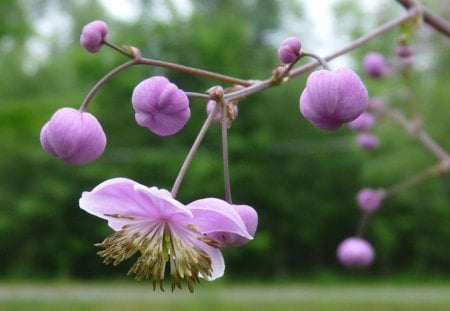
[0, 0, 449, 280]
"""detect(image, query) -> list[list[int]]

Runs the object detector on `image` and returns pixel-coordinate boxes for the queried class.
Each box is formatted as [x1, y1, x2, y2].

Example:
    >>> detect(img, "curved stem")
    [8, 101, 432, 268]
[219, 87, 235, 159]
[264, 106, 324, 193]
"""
[185, 91, 212, 101]
[290, 8, 419, 78]
[300, 51, 330, 70]
[224, 8, 418, 103]
[137, 58, 252, 87]
[221, 101, 232, 203]
[171, 104, 220, 198]
[79, 59, 138, 112]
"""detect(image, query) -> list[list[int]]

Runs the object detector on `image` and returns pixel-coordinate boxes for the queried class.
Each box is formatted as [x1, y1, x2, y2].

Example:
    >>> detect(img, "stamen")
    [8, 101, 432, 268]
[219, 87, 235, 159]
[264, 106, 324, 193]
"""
[95, 220, 218, 292]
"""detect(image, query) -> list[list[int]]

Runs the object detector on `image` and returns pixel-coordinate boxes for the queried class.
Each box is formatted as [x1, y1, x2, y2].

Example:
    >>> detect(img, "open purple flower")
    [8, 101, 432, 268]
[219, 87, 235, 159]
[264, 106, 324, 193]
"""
[79, 178, 254, 292]
[337, 237, 374, 268]
[40, 107, 106, 164]
[80, 20, 108, 53]
[299, 68, 369, 131]
[132, 76, 190, 136]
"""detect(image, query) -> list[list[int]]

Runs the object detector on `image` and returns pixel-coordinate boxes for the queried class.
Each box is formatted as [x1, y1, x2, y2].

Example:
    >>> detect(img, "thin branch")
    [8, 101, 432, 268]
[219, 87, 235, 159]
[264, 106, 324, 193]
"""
[396, 0, 450, 36]
[171, 103, 220, 198]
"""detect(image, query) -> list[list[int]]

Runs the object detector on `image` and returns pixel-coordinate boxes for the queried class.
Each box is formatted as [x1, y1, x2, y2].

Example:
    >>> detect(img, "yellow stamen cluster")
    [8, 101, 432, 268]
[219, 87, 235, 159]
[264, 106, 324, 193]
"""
[96, 218, 219, 292]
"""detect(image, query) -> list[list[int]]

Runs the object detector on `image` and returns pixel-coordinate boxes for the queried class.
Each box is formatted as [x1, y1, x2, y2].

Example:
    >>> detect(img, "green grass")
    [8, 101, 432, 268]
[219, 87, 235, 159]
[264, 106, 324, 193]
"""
[1, 282, 450, 311]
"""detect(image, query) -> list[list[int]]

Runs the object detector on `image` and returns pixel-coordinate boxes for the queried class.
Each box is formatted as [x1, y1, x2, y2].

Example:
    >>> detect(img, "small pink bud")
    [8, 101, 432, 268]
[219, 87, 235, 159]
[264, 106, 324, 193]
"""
[40, 108, 106, 164]
[206, 100, 238, 128]
[299, 68, 368, 131]
[349, 112, 376, 131]
[357, 188, 383, 213]
[80, 20, 108, 53]
[132, 76, 190, 136]
[357, 133, 379, 150]
[363, 52, 388, 78]
[277, 37, 302, 64]
[337, 237, 374, 268]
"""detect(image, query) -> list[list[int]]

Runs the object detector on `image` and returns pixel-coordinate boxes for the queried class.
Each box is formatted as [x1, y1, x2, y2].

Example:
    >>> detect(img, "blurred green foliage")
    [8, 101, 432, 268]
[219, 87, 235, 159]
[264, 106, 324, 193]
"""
[0, 0, 449, 281]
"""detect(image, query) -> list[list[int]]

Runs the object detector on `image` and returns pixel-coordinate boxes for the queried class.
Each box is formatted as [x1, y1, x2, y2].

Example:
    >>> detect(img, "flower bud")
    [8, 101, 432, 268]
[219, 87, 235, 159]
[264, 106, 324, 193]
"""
[208, 204, 258, 248]
[80, 20, 108, 53]
[206, 100, 238, 128]
[363, 52, 388, 78]
[349, 112, 376, 131]
[299, 68, 368, 131]
[40, 108, 106, 164]
[368, 97, 384, 111]
[396, 45, 414, 58]
[277, 37, 301, 64]
[357, 188, 383, 213]
[132, 76, 190, 136]
[337, 237, 374, 268]
[357, 133, 379, 150]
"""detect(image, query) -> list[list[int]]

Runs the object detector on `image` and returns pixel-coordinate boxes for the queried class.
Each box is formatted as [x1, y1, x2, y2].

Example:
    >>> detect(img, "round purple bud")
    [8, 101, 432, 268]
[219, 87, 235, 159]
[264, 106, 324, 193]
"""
[357, 133, 379, 150]
[206, 100, 238, 128]
[357, 188, 382, 213]
[363, 52, 388, 78]
[277, 37, 301, 64]
[132, 76, 190, 136]
[349, 112, 376, 132]
[299, 68, 369, 131]
[337, 237, 375, 268]
[396, 45, 414, 58]
[80, 20, 108, 53]
[40, 108, 106, 164]
[208, 204, 258, 248]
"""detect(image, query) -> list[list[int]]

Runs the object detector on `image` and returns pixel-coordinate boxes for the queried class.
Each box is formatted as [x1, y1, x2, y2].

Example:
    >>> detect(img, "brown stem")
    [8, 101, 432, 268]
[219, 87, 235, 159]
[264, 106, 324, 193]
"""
[396, 0, 450, 36]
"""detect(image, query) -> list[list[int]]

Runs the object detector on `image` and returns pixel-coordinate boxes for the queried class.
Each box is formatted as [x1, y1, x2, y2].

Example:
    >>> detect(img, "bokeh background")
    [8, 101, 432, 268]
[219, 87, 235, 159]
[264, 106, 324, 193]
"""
[1, 0, 449, 300]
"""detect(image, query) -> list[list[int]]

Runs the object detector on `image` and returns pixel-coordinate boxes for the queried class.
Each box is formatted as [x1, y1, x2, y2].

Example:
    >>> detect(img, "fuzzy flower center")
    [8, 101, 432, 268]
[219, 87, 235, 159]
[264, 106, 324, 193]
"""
[95, 214, 219, 292]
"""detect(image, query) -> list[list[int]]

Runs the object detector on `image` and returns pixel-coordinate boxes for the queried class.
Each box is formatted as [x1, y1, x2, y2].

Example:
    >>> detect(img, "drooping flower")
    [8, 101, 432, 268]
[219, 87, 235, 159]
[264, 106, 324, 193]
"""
[363, 52, 388, 78]
[337, 237, 375, 268]
[299, 68, 369, 131]
[79, 178, 254, 292]
[80, 20, 108, 53]
[40, 107, 106, 164]
[356, 188, 383, 214]
[277, 37, 302, 64]
[206, 100, 238, 128]
[357, 133, 379, 150]
[132, 76, 190, 136]
[348, 112, 376, 132]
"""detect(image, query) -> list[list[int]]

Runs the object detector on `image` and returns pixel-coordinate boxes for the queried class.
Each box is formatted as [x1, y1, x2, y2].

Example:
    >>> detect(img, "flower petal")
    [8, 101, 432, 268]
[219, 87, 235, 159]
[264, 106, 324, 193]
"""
[79, 178, 191, 230]
[187, 198, 253, 240]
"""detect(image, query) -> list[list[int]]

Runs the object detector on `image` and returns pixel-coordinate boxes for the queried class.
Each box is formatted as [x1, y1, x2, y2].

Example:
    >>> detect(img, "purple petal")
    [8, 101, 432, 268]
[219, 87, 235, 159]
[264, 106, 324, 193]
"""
[79, 178, 191, 230]
[187, 198, 252, 240]
[334, 68, 368, 122]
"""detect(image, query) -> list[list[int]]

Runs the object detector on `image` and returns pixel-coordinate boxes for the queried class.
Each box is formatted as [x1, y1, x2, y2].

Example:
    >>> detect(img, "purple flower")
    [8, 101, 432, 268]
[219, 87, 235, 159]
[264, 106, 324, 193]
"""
[349, 112, 376, 132]
[337, 237, 374, 268]
[299, 68, 369, 131]
[357, 133, 379, 150]
[80, 20, 108, 53]
[363, 52, 388, 78]
[79, 178, 254, 292]
[132, 76, 190, 136]
[357, 188, 383, 213]
[40, 107, 106, 164]
[205, 203, 258, 247]
[206, 100, 238, 128]
[277, 37, 302, 64]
